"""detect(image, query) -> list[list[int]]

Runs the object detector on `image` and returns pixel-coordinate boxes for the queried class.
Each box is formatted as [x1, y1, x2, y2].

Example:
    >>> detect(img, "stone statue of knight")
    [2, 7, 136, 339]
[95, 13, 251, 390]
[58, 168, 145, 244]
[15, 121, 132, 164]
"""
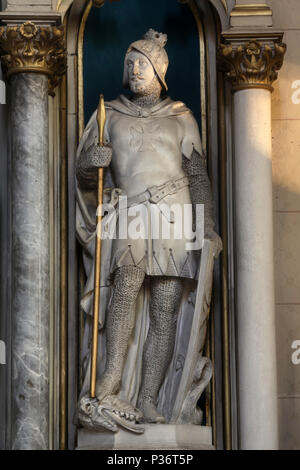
[76, 29, 222, 433]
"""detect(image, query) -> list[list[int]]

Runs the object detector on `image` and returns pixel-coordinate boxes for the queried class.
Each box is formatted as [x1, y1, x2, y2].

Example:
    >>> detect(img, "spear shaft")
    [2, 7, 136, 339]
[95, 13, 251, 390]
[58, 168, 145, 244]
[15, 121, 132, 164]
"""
[90, 94, 105, 398]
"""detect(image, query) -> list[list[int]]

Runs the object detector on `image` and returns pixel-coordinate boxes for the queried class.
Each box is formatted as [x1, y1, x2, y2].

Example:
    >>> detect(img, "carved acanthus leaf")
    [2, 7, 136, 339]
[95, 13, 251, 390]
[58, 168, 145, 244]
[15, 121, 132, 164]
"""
[0, 21, 67, 95]
[218, 39, 286, 92]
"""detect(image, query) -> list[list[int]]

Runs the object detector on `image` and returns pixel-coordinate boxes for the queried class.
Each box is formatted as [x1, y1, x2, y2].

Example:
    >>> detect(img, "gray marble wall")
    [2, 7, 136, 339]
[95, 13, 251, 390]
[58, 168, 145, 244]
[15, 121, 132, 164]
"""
[11, 73, 50, 450]
[0, 66, 10, 451]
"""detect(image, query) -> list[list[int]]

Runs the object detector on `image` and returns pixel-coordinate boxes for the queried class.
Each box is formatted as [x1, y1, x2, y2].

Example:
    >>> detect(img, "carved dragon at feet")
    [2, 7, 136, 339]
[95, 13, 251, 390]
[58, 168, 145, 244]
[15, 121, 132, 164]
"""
[78, 394, 145, 434]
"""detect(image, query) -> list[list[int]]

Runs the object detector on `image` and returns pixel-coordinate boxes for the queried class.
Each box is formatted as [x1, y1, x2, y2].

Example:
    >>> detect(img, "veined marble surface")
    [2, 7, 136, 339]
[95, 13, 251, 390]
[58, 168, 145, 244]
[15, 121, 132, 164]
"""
[11, 74, 49, 450]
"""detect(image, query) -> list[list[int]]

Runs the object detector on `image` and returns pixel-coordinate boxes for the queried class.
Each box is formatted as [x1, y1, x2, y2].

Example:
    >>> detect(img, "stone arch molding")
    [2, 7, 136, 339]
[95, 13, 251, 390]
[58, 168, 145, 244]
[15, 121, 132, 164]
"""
[59, 0, 233, 32]
[62, 0, 228, 450]
[57, 0, 228, 448]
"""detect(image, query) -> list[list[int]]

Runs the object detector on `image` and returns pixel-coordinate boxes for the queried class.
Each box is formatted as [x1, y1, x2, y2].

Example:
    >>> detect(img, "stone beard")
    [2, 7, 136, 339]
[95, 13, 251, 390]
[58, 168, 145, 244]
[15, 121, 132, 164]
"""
[76, 29, 221, 434]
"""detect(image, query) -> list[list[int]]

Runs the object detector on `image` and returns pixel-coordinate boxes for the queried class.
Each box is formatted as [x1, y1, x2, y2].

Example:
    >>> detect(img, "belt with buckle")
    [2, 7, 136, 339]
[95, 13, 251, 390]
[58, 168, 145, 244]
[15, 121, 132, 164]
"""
[126, 175, 190, 207]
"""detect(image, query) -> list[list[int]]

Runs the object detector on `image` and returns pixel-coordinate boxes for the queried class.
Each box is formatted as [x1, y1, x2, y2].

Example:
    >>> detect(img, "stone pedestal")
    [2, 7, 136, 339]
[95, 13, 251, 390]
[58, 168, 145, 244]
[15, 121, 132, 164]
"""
[77, 425, 214, 450]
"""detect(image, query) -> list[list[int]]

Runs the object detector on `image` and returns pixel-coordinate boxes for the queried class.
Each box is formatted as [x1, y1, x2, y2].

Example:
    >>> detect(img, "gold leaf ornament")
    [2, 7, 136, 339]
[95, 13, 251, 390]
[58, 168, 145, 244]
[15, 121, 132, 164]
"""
[19, 21, 38, 39]
[218, 39, 286, 92]
[0, 21, 67, 95]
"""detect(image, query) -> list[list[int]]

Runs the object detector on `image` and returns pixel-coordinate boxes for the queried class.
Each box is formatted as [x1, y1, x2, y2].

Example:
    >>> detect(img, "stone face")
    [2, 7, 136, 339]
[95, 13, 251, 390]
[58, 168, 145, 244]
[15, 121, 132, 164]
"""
[11, 73, 49, 450]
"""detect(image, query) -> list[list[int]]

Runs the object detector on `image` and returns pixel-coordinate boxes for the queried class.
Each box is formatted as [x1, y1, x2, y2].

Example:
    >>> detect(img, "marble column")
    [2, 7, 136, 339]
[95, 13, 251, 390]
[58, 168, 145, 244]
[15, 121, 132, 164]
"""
[11, 73, 49, 450]
[219, 36, 286, 449]
[0, 21, 66, 450]
[233, 87, 278, 449]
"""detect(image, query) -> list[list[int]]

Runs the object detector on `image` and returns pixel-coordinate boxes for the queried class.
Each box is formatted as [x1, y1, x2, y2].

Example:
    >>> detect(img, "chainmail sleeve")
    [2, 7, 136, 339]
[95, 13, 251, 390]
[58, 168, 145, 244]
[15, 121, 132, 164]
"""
[76, 108, 112, 190]
[76, 143, 112, 190]
[76, 150, 98, 190]
[182, 148, 215, 235]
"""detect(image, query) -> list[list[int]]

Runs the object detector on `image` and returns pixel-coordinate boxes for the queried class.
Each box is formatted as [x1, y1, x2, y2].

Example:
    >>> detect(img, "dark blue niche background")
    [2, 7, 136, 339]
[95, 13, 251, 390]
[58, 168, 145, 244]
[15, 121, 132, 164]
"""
[83, 0, 201, 130]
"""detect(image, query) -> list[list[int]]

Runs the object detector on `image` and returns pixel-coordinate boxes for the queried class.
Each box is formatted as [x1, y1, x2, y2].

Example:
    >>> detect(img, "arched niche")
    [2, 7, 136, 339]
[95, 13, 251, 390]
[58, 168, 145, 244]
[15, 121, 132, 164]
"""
[57, 0, 236, 450]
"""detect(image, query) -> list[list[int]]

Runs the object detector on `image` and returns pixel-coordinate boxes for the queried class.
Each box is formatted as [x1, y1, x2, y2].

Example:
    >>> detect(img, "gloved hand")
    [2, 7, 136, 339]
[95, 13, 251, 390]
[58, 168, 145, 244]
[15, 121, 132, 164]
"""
[79, 143, 112, 169]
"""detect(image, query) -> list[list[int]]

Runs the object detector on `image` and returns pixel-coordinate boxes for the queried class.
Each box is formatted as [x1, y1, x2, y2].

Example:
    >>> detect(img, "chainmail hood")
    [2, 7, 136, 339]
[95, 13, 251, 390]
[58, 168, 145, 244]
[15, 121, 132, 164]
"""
[123, 29, 169, 91]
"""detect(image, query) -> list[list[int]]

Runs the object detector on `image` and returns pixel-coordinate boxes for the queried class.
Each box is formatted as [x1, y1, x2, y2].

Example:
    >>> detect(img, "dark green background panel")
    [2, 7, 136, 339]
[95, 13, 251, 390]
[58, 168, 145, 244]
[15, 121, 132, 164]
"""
[83, 0, 201, 129]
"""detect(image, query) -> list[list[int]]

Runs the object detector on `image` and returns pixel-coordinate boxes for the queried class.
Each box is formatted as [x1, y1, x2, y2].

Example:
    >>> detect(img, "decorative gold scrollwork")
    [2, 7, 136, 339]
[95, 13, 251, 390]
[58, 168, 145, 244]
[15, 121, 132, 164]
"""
[218, 39, 286, 92]
[0, 21, 67, 95]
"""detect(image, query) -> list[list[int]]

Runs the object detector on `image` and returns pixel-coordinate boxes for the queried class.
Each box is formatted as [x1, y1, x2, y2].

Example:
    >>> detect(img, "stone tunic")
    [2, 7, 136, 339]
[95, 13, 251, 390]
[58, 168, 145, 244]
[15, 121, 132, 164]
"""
[77, 95, 204, 279]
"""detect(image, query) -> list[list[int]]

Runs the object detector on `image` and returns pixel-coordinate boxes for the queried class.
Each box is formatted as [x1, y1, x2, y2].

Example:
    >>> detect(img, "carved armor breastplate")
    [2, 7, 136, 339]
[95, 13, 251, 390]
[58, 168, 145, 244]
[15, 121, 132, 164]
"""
[107, 110, 186, 197]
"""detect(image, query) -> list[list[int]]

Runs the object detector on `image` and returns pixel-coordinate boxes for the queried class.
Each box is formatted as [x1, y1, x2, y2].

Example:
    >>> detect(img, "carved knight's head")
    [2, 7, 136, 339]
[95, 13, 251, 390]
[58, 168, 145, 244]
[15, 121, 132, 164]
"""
[123, 29, 169, 93]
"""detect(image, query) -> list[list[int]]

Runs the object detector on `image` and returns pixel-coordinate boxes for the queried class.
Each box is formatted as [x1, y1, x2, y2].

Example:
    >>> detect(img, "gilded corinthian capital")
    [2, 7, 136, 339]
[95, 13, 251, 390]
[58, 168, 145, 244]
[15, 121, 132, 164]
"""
[218, 35, 286, 92]
[0, 21, 67, 95]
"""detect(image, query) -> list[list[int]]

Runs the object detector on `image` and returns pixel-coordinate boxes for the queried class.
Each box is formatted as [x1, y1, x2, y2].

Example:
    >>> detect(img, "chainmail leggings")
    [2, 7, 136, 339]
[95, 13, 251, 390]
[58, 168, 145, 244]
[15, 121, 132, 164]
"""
[96, 265, 184, 405]
[96, 265, 145, 401]
[138, 275, 184, 408]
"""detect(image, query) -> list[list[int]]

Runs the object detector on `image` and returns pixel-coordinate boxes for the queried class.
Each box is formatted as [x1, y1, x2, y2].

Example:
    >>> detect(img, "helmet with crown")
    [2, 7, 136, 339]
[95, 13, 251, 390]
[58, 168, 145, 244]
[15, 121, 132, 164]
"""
[123, 29, 169, 92]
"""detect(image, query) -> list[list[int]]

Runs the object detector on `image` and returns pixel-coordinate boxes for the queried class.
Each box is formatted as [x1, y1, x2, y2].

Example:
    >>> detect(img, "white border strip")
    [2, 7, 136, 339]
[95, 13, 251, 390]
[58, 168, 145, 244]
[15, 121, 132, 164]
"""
[0, 80, 6, 105]
[0, 340, 6, 365]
